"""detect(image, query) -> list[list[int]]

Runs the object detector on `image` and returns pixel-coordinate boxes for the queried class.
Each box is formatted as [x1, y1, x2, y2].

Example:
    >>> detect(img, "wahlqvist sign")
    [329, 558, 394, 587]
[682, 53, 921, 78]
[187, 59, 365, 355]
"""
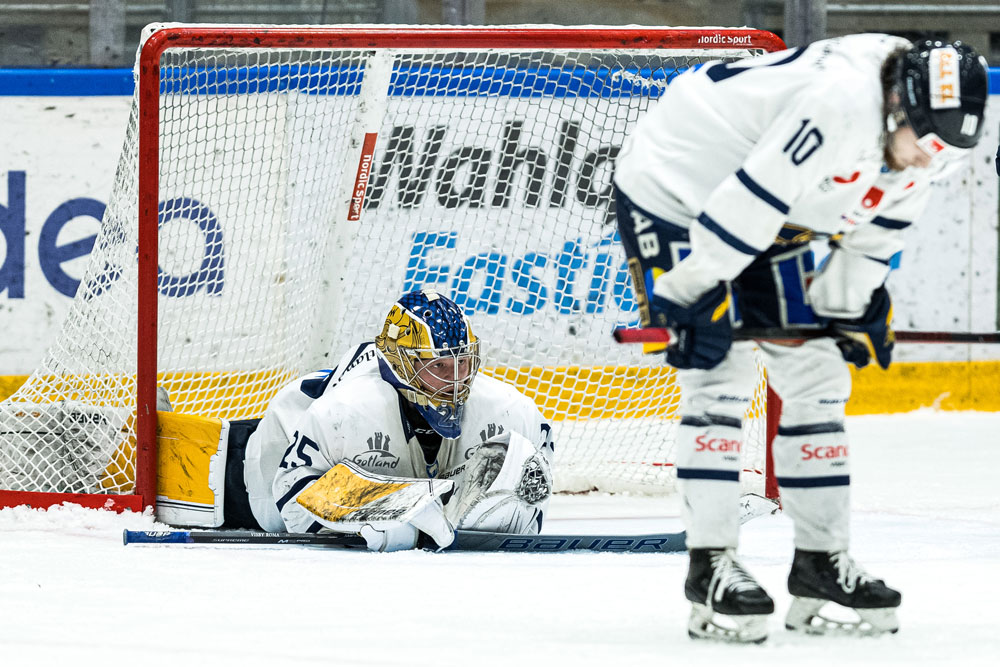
[364, 119, 618, 211]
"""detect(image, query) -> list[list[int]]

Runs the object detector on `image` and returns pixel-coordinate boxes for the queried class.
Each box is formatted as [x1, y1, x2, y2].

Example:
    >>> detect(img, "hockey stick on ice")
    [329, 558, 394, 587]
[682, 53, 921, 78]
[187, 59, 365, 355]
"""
[612, 326, 1000, 346]
[122, 495, 779, 553]
[446, 491, 775, 551]
[122, 528, 684, 552]
[122, 529, 369, 548]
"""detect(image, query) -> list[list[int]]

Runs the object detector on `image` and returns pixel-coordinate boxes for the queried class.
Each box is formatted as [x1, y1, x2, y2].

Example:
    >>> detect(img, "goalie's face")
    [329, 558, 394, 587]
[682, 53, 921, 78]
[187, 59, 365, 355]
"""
[412, 348, 478, 402]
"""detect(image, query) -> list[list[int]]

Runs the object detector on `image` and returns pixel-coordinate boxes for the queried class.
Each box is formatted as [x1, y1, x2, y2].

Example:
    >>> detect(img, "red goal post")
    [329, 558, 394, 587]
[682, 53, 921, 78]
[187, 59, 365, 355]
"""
[1, 25, 786, 514]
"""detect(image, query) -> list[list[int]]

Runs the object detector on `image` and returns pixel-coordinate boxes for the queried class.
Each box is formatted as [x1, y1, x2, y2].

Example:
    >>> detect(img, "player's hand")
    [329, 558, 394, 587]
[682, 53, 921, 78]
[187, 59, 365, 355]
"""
[830, 286, 895, 369]
[650, 282, 733, 370]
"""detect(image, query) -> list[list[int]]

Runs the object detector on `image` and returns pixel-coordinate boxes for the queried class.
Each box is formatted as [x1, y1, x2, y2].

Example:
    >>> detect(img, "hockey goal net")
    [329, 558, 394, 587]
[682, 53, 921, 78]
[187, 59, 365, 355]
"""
[0, 24, 784, 513]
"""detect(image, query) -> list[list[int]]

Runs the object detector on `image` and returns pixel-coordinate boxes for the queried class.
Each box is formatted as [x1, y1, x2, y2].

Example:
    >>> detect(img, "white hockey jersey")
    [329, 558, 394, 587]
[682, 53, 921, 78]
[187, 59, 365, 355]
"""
[614, 34, 946, 315]
[243, 342, 553, 532]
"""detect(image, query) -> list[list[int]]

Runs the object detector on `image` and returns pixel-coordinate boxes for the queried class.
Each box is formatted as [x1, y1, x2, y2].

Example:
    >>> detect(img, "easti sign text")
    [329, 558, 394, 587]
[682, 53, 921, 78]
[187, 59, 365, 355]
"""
[404, 230, 639, 319]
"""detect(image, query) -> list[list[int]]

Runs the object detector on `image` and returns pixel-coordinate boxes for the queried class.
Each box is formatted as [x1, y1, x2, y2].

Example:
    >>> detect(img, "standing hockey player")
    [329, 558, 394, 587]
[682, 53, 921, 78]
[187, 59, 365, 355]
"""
[225, 289, 553, 551]
[614, 36, 988, 642]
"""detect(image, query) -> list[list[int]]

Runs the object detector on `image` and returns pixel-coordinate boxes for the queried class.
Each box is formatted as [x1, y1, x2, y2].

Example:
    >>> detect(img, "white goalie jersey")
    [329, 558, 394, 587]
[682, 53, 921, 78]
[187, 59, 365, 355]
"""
[243, 342, 553, 532]
[615, 33, 945, 315]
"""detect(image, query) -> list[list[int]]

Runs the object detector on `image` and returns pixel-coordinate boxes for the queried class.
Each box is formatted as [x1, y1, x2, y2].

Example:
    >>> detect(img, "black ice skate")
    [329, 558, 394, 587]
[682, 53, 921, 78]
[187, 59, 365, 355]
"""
[785, 549, 902, 636]
[685, 548, 775, 643]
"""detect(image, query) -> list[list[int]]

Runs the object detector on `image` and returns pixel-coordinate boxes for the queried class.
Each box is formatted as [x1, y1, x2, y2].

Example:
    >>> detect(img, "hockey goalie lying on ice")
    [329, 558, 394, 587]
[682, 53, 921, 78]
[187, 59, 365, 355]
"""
[154, 289, 553, 552]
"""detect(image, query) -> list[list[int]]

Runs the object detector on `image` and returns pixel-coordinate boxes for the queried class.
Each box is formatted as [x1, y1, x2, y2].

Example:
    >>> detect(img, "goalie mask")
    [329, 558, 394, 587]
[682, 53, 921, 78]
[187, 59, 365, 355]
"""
[889, 40, 988, 157]
[375, 290, 481, 438]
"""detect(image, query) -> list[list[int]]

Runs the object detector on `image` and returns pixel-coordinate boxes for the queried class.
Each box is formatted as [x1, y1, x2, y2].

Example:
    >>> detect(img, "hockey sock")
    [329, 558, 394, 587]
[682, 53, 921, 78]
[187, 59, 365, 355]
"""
[772, 425, 851, 551]
[676, 415, 744, 548]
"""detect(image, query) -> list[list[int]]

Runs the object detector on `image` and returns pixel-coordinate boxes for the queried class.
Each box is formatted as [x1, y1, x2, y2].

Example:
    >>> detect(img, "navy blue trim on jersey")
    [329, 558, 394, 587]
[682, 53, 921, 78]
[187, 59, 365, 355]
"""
[864, 253, 891, 265]
[540, 422, 554, 453]
[871, 215, 911, 230]
[299, 369, 335, 399]
[736, 169, 790, 215]
[275, 474, 322, 512]
[777, 475, 850, 488]
[396, 392, 416, 442]
[705, 47, 805, 82]
[697, 212, 761, 256]
[777, 422, 845, 437]
[677, 468, 741, 482]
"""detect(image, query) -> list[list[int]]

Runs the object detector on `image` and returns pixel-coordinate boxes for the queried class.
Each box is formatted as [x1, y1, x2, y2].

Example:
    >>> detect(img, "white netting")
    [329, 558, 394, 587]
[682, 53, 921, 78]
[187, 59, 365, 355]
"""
[0, 27, 776, 500]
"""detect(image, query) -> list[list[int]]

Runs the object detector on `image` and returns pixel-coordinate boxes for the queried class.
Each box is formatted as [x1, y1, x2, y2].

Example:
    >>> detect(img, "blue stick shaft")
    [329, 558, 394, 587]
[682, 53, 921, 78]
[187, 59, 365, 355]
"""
[123, 528, 687, 553]
[123, 530, 366, 548]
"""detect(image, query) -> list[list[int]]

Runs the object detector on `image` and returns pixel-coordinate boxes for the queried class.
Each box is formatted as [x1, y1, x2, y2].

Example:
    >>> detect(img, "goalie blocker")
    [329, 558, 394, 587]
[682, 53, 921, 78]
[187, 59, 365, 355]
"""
[154, 412, 551, 551]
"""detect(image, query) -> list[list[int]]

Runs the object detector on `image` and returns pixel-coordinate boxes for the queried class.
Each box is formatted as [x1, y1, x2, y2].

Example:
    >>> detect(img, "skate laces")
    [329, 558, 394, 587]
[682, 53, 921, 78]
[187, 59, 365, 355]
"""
[830, 551, 873, 593]
[708, 549, 760, 605]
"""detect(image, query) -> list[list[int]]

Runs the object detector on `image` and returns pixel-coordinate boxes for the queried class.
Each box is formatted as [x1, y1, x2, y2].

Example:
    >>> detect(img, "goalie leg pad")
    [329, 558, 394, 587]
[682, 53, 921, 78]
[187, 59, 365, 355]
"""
[155, 412, 230, 528]
[295, 461, 455, 551]
[446, 431, 552, 534]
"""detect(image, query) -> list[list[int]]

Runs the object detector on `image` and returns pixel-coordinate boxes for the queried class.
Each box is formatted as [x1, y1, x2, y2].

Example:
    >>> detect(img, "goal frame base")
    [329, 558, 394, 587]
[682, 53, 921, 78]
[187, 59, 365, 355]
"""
[0, 490, 147, 512]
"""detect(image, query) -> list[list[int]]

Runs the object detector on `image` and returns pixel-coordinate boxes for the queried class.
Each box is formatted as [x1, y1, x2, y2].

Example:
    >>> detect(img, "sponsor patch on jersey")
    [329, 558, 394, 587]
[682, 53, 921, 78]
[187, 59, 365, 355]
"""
[350, 432, 401, 470]
[832, 171, 860, 184]
[861, 187, 884, 209]
[928, 47, 961, 110]
[915, 132, 969, 161]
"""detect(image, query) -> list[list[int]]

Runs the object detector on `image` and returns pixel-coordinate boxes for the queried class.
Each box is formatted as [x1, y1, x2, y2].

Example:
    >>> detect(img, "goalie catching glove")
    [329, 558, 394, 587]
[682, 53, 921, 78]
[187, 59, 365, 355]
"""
[295, 461, 455, 552]
[446, 430, 552, 534]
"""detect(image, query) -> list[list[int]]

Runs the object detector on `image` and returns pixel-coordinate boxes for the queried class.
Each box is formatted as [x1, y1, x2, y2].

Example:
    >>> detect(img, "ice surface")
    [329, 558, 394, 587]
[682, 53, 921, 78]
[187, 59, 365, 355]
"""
[1, 410, 998, 666]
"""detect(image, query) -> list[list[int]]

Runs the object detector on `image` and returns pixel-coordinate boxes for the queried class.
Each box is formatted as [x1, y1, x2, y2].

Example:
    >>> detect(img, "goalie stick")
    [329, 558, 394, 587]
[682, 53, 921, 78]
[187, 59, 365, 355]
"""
[123, 528, 685, 552]
[123, 495, 779, 553]
[612, 326, 1000, 346]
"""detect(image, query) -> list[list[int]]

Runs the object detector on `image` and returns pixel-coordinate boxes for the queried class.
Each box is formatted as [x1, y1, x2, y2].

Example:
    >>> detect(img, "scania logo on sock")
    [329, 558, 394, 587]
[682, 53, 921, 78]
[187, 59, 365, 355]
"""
[695, 434, 742, 452]
[800, 443, 849, 460]
[351, 432, 400, 470]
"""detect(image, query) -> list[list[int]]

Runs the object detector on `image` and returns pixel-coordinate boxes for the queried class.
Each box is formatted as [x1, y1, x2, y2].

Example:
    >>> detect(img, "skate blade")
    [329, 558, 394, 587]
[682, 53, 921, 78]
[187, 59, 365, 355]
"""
[688, 603, 769, 644]
[785, 597, 899, 636]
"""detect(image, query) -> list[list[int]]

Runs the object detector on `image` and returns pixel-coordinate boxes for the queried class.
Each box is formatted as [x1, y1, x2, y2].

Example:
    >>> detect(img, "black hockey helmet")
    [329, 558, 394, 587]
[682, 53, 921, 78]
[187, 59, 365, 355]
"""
[895, 40, 988, 151]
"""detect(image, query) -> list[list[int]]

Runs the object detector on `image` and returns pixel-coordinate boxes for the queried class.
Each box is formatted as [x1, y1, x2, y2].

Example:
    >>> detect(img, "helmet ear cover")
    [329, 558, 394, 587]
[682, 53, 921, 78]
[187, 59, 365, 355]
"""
[895, 40, 988, 151]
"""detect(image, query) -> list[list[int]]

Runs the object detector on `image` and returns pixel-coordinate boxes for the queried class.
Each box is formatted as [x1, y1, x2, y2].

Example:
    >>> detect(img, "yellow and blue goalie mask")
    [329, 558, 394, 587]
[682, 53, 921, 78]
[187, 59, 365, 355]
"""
[375, 289, 481, 438]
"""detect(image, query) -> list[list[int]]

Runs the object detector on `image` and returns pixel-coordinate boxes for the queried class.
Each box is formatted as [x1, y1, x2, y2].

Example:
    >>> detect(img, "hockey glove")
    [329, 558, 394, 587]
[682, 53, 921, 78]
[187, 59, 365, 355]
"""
[830, 286, 895, 370]
[649, 279, 733, 370]
[445, 431, 552, 534]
